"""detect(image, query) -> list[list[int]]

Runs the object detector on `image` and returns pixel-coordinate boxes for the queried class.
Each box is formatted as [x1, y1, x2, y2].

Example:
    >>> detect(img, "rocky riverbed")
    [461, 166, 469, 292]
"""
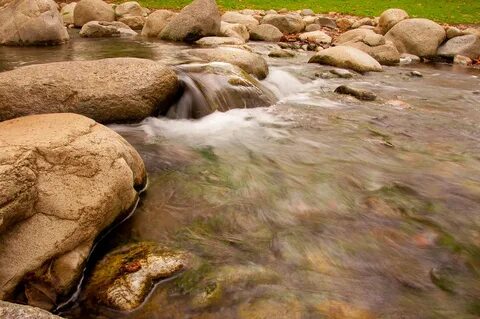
[0, 0, 480, 318]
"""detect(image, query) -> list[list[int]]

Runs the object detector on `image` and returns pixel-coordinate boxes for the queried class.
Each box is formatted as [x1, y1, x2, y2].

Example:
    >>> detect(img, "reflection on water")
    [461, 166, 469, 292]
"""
[2, 35, 480, 319]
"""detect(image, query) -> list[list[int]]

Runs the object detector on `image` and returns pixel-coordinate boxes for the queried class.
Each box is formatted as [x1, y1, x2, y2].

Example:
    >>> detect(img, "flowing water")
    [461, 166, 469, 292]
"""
[2, 30, 480, 318]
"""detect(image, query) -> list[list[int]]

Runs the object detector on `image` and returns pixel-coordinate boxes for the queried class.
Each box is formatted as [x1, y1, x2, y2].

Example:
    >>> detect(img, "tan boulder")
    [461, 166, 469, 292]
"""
[195, 36, 245, 46]
[60, 2, 76, 25]
[261, 14, 305, 34]
[79, 21, 138, 37]
[141, 9, 175, 37]
[220, 22, 249, 41]
[114, 1, 143, 18]
[309, 45, 383, 72]
[0, 113, 146, 309]
[378, 8, 409, 34]
[249, 24, 283, 42]
[73, 0, 115, 27]
[0, 301, 63, 319]
[118, 15, 146, 30]
[222, 11, 259, 30]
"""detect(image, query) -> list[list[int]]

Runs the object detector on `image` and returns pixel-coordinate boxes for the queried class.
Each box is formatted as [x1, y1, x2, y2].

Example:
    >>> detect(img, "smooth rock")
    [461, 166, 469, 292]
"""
[187, 47, 269, 79]
[305, 24, 321, 32]
[437, 34, 480, 59]
[301, 9, 314, 16]
[60, 2, 76, 25]
[335, 85, 377, 100]
[249, 24, 283, 42]
[299, 30, 332, 44]
[268, 48, 295, 57]
[330, 68, 354, 78]
[385, 18, 446, 57]
[0, 301, 63, 319]
[351, 17, 375, 29]
[303, 16, 316, 26]
[219, 22, 249, 41]
[195, 36, 244, 46]
[160, 0, 221, 42]
[73, 0, 115, 27]
[446, 26, 464, 39]
[115, 1, 143, 18]
[0, 113, 146, 307]
[79, 21, 137, 37]
[0, 0, 69, 46]
[222, 11, 259, 30]
[309, 46, 383, 72]
[316, 17, 337, 29]
[0, 58, 179, 123]
[118, 15, 145, 30]
[378, 8, 409, 34]
[141, 10, 175, 37]
[262, 14, 305, 34]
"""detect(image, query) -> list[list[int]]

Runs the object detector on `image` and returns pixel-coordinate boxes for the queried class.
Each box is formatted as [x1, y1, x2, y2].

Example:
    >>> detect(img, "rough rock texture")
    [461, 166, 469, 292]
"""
[378, 8, 409, 34]
[0, 0, 69, 46]
[335, 29, 400, 65]
[299, 30, 332, 44]
[249, 24, 283, 42]
[60, 2, 76, 25]
[309, 46, 383, 73]
[187, 47, 269, 79]
[195, 36, 244, 46]
[141, 10, 175, 37]
[85, 242, 189, 311]
[160, 0, 221, 42]
[437, 34, 480, 60]
[385, 18, 446, 57]
[0, 58, 179, 123]
[336, 17, 354, 31]
[0, 301, 63, 319]
[221, 11, 259, 30]
[118, 15, 145, 30]
[0, 113, 147, 309]
[73, 0, 115, 27]
[219, 22, 249, 41]
[114, 1, 143, 18]
[261, 14, 305, 34]
[79, 21, 137, 37]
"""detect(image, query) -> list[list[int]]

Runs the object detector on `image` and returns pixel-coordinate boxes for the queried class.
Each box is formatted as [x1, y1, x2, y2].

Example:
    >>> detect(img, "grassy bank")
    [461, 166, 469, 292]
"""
[127, 0, 480, 24]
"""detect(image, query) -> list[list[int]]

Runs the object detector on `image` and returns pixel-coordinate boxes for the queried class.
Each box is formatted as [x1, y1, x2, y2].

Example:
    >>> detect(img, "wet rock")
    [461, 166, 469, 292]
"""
[453, 55, 472, 65]
[305, 24, 321, 32]
[115, 1, 144, 19]
[0, 113, 146, 308]
[269, 48, 295, 58]
[316, 17, 337, 29]
[160, 0, 221, 42]
[222, 11, 259, 30]
[437, 34, 480, 60]
[399, 53, 421, 64]
[60, 2, 76, 25]
[309, 46, 383, 73]
[407, 70, 423, 77]
[85, 243, 189, 311]
[385, 18, 446, 57]
[351, 17, 375, 29]
[336, 17, 354, 31]
[196, 36, 245, 46]
[0, 301, 63, 319]
[334, 85, 377, 100]
[299, 30, 332, 44]
[446, 26, 464, 39]
[74, 0, 115, 27]
[378, 8, 409, 34]
[262, 14, 305, 34]
[330, 68, 354, 78]
[79, 21, 137, 37]
[118, 15, 146, 30]
[220, 22, 250, 41]
[0, 58, 179, 123]
[0, 0, 69, 46]
[249, 24, 283, 42]
[187, 47, 269, 79]
[141, 10, 175, 37]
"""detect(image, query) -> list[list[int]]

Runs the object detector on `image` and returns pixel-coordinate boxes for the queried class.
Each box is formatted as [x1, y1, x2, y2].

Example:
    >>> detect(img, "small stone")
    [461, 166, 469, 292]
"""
[278, 8, 289, 14]
[446, 26, 464, 39]
[334, 85, 376, 101]
[316, 17, 337, 29]
[453, 55, 472, 65]
[305, 24, 321, 32]
[330, 68, 354, 78]
[336, 17, 354, 31]
[351, 17, 375, 29]
[408, 70, 423, 77]
[399, 53, 421, 64]
[268, 48, 295, 58]
[301, 9, 314, 16]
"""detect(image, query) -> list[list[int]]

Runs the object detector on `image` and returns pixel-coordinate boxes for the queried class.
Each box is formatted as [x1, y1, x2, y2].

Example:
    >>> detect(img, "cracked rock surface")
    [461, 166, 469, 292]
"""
[0, 58, 179, 124]
[0, 113, 147, 310]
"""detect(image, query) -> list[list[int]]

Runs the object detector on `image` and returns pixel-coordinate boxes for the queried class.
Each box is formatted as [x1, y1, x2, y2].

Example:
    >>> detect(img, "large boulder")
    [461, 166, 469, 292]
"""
[79, 21, 137, 37]
[187, 47, 269, 79]
[73, 0, 115, 27]
[437, 34, 480, 60]
[0, 58, 179, 123]
[309, 46, 383, 73]
[0, 113, 146, 309]
[219, 22, 249, 41]
[114, 1, 143, 18]
[249, 24, 283, 42]
[0, 301, 63, 319]
[261, 14, 305, 34]
[160, 0, 221, 42]
[60, 2, 76, 25]
[385, 18, 446, 57]
[221, 11, 259, 30]
[141, 9, 175, 37]
[0, 0, 69, 46]
[378, 8, 409, 34]
[335, 29, 400, 65]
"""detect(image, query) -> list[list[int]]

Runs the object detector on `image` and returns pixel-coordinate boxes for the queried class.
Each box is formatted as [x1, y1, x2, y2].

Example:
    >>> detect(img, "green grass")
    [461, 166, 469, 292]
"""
[126, 0, 480, 24]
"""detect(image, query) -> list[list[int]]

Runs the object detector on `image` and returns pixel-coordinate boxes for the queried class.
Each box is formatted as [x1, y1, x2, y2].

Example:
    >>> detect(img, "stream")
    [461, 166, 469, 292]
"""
[1, 30, 480, 318]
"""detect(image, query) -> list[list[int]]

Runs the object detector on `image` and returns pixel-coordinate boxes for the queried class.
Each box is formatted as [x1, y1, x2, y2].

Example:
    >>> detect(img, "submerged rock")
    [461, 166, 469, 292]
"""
[85, 242, 190, 311]
[0, 58, 179, 123]
[73, 0, 115, 27]
[160, 0, 221, 42]
[0, 0, 69, 46]
[79, 21, 137, 37]
[0, 113, 146, 309]
[187, 47, 269, 79]
[0, 301, 63, 319]
[309, 46, 383, 73]
[334, 85, 377, 101]
[269, 48, 295, 58]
